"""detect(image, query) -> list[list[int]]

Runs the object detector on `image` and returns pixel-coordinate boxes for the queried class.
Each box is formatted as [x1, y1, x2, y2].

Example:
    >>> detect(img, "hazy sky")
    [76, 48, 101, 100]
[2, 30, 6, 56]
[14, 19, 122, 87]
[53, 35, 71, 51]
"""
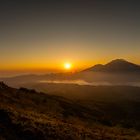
[0, 0, 140, 74]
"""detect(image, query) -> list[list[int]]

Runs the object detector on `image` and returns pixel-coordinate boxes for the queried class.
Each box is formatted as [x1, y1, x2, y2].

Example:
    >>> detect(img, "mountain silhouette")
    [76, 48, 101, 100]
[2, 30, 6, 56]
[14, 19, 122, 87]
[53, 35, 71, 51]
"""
[84, 59, 140, 73]
[1, 59, 140, 87]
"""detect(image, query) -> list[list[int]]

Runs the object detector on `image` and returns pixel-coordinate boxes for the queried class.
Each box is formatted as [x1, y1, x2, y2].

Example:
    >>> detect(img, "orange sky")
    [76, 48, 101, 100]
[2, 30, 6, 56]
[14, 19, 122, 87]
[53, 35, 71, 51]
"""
[0, 0, 140, 75]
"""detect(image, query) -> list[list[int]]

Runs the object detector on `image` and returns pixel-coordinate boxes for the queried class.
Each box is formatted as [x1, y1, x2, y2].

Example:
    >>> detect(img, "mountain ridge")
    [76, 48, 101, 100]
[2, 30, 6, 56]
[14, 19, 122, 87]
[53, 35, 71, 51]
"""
[83, 59, 140, 73]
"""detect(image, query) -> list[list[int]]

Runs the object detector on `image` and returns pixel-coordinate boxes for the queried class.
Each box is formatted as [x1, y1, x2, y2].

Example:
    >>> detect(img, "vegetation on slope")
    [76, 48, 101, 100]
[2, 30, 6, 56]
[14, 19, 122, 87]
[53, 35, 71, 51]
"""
[0, 82, 140, 140]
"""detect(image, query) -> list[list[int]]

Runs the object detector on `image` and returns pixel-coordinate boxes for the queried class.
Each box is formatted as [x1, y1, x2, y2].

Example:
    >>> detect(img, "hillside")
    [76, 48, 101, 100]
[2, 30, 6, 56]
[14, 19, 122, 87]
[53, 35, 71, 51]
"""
[0, 82, 140, 139]
[16, 82, 140, 130]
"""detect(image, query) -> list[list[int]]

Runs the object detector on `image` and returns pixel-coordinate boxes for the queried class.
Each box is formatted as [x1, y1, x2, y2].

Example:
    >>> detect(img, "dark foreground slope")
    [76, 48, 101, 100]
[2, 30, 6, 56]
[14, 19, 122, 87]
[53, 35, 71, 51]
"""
[18, 82, 140, 129]
[0, 82, 140, 140]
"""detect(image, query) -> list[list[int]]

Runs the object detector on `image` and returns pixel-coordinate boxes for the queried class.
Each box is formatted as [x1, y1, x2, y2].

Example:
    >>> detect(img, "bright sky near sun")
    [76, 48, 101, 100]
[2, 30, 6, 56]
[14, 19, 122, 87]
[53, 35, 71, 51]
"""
[64, 63, 72, 70]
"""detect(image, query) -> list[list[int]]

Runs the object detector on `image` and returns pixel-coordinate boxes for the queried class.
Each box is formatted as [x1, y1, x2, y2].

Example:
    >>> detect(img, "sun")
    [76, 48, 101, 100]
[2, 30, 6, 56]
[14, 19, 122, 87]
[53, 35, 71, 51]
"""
[64, 63, 72, 70]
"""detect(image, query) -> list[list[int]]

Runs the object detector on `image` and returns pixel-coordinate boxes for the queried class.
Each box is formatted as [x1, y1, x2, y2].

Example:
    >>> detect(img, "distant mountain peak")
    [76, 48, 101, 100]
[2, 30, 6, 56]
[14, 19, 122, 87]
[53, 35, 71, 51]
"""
[83, 59, 140, 73]
[107, 59, 127, 63]
[106, 59, 132, 65]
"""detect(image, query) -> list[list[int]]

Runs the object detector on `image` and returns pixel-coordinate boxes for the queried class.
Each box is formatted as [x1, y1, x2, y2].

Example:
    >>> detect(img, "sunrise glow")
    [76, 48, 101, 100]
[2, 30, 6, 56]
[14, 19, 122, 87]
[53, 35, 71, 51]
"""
[64, 63, 72, 70]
